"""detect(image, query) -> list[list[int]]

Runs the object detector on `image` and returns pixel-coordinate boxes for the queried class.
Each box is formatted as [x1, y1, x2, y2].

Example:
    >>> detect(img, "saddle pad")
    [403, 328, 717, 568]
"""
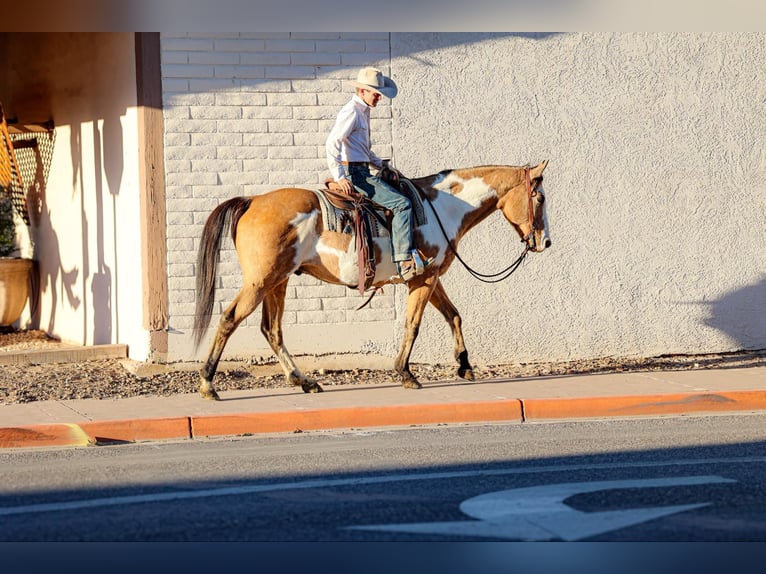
[311, 189, 383, 237]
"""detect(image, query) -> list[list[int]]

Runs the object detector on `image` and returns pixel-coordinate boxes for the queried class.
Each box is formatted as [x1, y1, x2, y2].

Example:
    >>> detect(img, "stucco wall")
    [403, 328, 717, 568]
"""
[391, 32, 765, 364]
[161, 32, 765, 366]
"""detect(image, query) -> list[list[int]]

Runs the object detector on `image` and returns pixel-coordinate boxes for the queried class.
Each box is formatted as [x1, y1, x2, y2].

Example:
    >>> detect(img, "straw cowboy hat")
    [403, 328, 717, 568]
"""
[348, 67, 398, 98]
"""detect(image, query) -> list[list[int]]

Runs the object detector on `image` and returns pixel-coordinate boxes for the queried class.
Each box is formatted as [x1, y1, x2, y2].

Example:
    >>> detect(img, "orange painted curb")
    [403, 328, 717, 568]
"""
[191, 399, 523, 437]
[0, 417, 191, 449]
[0, 423, 94, 448]
[521, 390, 766, 420]
[78, 417, 192, 444]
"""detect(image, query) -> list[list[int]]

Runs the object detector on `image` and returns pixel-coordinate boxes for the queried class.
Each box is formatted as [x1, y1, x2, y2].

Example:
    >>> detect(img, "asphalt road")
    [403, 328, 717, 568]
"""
[2, 413, 766, 542]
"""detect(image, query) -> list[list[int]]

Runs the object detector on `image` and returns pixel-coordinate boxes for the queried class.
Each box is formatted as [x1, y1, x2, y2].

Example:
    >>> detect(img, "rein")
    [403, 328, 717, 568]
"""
[423, 166, 534, 284]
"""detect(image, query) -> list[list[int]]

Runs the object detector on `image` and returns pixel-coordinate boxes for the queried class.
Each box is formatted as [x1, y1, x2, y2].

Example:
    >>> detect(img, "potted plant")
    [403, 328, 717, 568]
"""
[0, 191, 34, 327]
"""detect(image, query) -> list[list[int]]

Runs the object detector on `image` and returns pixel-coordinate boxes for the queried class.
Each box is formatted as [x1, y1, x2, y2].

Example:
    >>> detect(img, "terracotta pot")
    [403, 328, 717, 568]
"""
[0, 257, 33, 326]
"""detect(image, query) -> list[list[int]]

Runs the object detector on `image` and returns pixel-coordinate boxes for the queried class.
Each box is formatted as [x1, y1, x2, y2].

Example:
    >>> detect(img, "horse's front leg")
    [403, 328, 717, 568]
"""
[395, 276, 439, 389]
[261, 280, 322, 393]
[429, 278, 474, 381]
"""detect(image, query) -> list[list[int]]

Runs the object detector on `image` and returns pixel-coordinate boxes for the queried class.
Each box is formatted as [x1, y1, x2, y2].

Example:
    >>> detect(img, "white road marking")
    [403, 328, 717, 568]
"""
[349, 475, 736, 540]
[0, 456, 758, 518]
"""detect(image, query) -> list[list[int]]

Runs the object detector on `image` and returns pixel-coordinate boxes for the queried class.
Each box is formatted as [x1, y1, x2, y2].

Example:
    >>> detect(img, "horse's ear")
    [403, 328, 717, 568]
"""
[531, 160, 549, 179]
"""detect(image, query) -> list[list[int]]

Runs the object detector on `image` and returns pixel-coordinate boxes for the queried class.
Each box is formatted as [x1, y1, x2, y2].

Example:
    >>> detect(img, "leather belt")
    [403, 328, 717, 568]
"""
[341, 161, 369, 167]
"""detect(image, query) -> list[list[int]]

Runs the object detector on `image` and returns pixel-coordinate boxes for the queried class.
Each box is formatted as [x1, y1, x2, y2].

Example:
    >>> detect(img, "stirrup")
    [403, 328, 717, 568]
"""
[393, 251, 435, 283]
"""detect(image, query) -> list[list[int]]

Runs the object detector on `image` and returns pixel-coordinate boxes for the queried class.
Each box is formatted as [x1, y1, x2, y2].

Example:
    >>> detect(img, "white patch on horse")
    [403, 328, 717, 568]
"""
[289, 209, 320, 267]
[420, 175, 496, 257]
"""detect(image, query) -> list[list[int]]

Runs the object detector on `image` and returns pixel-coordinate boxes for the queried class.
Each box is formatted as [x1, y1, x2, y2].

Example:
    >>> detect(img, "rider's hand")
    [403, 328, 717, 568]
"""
[337, 177, 353, 195]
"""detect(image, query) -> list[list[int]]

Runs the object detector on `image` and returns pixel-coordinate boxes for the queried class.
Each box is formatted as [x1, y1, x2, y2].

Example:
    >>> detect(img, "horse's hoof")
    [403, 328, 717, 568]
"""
[402, 379, 422, 389]
[458, 367, 475, 381]
[200, 388, 221, 401]
[302, 381, 324, 393]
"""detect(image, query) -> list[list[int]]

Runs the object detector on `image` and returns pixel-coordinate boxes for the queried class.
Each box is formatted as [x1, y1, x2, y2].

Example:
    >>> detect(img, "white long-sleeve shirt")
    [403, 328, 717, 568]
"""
[325, 95, 383, 182]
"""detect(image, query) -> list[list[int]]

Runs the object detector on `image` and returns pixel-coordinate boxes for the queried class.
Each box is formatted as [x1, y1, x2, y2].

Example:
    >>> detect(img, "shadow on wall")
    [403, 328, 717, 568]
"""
[704, 276, 766, 350]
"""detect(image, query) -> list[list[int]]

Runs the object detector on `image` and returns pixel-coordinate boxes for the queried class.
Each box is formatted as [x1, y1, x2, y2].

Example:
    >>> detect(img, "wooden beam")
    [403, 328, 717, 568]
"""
[135, 32, 168, 356]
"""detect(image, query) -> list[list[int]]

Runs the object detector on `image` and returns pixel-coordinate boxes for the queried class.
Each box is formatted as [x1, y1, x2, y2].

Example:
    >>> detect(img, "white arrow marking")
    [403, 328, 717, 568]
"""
[348, 475, 736, 540]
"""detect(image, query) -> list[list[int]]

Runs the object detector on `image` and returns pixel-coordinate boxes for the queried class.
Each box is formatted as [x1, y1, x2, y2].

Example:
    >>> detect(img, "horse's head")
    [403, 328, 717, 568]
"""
[497, 160, 551, 253]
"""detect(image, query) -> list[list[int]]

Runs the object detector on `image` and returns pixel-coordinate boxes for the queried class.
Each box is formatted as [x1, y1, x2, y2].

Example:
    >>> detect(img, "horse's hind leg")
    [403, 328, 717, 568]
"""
[199, 284, 263, 400]
[429, 278, 475, 381]
[261, 280, 322, 393]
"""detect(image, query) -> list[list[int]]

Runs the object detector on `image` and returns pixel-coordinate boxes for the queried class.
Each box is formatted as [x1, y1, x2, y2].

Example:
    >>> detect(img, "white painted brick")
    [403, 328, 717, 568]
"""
[165, 132, 191, 146]
[189, 78, 240, 92]
[293, 158, 326, 174]
[265, 39, 316, 52]
[294, 132, 327, 146]
[168, 288, 196, 304]
[291, 79, 342, 93]
[341, 33, 389, 40]
[316, 40, 365, 53]
[291, 32, 341, 40]
[240, 79, 292, 92]
[215, 92, 267, 106]
[293, 106, 337, 120]
[281, 311, 297, 325]
[192, 159, 242, 173]
[242, 106, 292, 120]
[166, 92, 216, 106]
[214, 65, 266, 79]
[162, 38, 214, 52]
[190, 106, 241, 120]
[240, 52, 291, 66]
[265, 66, 317, 79]
[168, 237, 195, 252]
[243, 158, 293, 172]
[298, 284, 348, 298]
[192, 133, 244, 146]
[165, 145, 216, 160]
[172, 198, 220, 213]
[297, 310, 346, 324]
[214, 39, 266, 52]
[267, 119, 317, 133]
[165, 159, 191, 173]
[341, 53, 389, 66]
[286, 298, 322, 311]
[243, 132, 294, 146]
[163, 64, 214, 78]
[164, 118, 217, 134]
[165, 185, 193, 199]
[162, 79, 189, 93]
[162, 51, 188, 65]
[192, 185, 246, 198]
[365, 40, 391, 53]
[269, 171, 319, 185]
[317, 92, 352, 106]
[186, 33, 239, 39]
[349, 308, 396, 322]
[189, 52, 239, 65]
[169, 263, 195, 277]
[291, 52, 341, 66]
[268, 146, 316, 159]
[163, 105, 190, 119]
[167, 211, 194, 225]
[321, 297, 363, 311]
[267, 92, 317, 106]
[217, 145, 269, 160]
[239, 33, 289, 40]
[218, 171, 270, 185]
[216, 119, 268, 133]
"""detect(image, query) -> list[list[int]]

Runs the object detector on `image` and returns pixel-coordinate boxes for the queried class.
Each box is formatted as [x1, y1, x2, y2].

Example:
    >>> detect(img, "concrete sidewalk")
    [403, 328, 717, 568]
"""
[1, 342, 765, 449]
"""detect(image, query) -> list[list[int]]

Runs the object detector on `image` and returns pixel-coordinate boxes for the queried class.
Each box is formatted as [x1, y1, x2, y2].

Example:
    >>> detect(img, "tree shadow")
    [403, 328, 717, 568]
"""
[703, 276, 766, 350]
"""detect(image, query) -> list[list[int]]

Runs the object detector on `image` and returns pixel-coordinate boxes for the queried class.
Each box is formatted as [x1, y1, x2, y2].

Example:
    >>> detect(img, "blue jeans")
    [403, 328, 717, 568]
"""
[348, 164, 413, 262]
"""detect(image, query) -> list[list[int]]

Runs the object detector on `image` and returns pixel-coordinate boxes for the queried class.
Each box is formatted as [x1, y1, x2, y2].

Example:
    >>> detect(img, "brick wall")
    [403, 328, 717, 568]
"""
[159, 32, 400, 359]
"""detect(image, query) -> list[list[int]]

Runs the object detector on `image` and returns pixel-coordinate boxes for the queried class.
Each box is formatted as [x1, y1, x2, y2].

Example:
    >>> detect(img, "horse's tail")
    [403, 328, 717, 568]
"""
[193, 196, 252, 350]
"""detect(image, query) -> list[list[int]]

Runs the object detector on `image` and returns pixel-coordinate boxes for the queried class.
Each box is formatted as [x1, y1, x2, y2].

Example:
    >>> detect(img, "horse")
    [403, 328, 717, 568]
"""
[193, 161, 550, 400]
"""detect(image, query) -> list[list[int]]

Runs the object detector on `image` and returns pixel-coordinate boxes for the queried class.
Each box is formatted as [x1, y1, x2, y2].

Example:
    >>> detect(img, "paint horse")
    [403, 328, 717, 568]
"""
[193, 161, 550, 400]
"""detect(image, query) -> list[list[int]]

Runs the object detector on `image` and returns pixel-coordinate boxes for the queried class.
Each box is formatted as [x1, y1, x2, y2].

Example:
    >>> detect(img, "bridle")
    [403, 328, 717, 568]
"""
[425, 166, 541, 284]
[522, 166, 545, 249]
